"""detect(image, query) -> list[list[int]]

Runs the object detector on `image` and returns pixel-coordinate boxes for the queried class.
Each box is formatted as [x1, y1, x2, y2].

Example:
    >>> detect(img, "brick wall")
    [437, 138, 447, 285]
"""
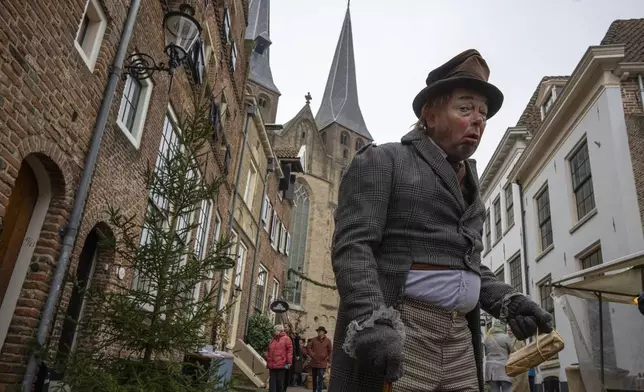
[621, 77, 644, 233]
[0, 0, 250, 388]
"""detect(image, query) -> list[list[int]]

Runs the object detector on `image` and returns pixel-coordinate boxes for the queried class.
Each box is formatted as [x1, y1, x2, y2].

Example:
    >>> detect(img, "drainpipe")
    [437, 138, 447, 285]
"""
[22, 1, 142, 389]
[216, 104, 256, 312]
[515, 180, 530, 297]
[638, 74, 644, 112]
[243, 166, 271, 343]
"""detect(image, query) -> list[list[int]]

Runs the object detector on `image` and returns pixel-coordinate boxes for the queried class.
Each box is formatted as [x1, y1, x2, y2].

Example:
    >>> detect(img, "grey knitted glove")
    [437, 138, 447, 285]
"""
[507, 295, 553, 340]
[353, 322, 404, 381]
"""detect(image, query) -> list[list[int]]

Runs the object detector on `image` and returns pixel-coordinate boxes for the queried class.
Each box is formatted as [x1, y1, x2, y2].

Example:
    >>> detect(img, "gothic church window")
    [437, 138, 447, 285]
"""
[258, 94, 270, 120]
[287, 183, 309, 304]
[343, 149, 348, 162]
[340, 131, 349, 146]
[355, 138, 364, 151]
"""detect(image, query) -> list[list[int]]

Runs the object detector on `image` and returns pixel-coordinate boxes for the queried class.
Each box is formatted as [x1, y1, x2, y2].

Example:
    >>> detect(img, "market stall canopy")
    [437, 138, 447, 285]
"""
[551, 250, 644, 304]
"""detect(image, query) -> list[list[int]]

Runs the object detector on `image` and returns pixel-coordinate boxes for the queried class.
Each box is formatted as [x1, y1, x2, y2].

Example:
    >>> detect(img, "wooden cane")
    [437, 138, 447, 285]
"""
[383, 381, 393, 392]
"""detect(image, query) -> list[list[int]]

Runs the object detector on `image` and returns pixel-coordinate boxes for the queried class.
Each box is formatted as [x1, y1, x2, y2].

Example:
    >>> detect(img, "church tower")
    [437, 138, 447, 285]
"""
[246, 0, 280, 123]
[315, 4, 373, 168]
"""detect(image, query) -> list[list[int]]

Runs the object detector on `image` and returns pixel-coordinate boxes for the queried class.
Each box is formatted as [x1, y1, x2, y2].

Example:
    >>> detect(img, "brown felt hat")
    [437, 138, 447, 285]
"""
[412, 49, 504, 119]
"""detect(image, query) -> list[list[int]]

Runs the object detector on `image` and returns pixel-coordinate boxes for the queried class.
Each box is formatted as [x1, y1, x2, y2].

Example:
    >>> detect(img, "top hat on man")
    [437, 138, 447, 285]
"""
[412, 49, 504, 119]
[316, 326, 327, 334]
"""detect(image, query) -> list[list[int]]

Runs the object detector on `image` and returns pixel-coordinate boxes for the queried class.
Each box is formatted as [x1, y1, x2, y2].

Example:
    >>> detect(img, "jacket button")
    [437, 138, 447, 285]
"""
[464, 254, 471, 264]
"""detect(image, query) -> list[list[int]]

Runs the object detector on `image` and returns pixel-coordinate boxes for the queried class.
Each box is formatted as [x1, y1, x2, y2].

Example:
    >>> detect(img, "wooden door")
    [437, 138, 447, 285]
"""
[0, 162, 39, 305]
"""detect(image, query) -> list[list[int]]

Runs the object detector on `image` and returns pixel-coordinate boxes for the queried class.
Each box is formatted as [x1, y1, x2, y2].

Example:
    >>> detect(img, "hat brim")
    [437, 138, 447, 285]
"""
[412, 77, 504, 119]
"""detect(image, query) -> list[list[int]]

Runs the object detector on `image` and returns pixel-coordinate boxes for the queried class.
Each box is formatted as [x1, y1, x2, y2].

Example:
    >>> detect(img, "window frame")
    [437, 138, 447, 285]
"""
[568, 140, 595, 220]
[484, 208, 491, 251]
[509, 255, 522, 292]
[254, 265, 268, 312]
[505, 185, 514, 229]
[536, 186, 553, 252]
[74, 0, 108, 71]
[493, 196, 502, 241]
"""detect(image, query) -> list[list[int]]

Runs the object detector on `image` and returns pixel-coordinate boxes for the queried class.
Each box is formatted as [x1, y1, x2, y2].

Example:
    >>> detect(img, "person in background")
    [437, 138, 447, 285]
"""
[283, 322, 296, 390]
[266, 324, 293, 392]
[484, 322, 513, 392]
[528, 368, 536, 392]
[304, 326, 332, 392]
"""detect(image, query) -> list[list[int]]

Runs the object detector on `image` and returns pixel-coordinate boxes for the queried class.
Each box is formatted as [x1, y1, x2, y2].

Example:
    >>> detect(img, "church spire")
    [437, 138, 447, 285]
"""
[315, 5, 372, 140]
[245, 0, 280, 94]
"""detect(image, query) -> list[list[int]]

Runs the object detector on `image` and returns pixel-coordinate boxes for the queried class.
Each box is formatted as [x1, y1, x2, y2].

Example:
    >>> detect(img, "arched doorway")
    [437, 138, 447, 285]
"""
[0, 162, 39, 303]
[0, 156, 52, 351]
[51, 227, 101, 381]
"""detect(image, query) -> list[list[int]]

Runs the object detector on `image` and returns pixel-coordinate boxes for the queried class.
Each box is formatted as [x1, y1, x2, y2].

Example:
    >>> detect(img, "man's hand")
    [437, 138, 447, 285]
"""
[353, 323, 404, 381]
[507, 295, 553, 340]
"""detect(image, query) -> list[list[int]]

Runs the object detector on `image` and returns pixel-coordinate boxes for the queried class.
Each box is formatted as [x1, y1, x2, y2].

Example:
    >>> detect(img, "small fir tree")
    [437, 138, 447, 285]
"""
[247, 313, 275, 355]
[54, 90, 235, 391]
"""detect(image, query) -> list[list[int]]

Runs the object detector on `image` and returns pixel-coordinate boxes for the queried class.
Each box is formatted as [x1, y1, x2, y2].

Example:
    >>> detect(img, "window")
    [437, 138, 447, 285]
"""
[243, 163, 257, 208]
[225, 231, 238, 281]
[277, 223, 283, 252]
[509, 255, 522, 292]
[285, 233, 291, 255]
[484, 209, 491, 251]
[190, 40, 206, 85]
[495, 267, 504, 283]
[230, 42, 237, 71]
[255, 266, 268, 312]
[270, 210, 278, 247]
[543, 92, 555, 115]
[581, 247, 603, 270]
[569, 141, 595, 220]
[280, 224, 287, 254]
[493, 197, 502, 241]
[505, 185, 514, 228]
[117, 73, 153, 148]
[340, 132, 349, 146]
[74, 0, 107, 71]
[539, 276, 556, 329]
[355, 138, 364, 151]
[287, 183, 310, 304]
[234, 242, 247, 287]
[223, 8, 231, 43]
[343, 149, 348, 161]
[206, 213, 222, 291]
[536, 187, 553, 251]
[194, 199, 213, 259]
[261, 196, 271, 228]
[220, 94, 229, 129]
[258, 96, 268, 108]
[151, 114, 182, 211]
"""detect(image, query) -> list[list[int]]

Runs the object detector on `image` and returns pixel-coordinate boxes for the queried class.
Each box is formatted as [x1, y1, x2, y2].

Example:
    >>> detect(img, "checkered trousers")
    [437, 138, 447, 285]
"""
[392, 297, 479, 392]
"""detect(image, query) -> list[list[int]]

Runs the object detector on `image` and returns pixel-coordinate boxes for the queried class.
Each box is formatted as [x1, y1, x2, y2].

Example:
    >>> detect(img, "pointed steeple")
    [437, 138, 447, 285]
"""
[315, 5, 372, 140]
[245, 0, 280, 94]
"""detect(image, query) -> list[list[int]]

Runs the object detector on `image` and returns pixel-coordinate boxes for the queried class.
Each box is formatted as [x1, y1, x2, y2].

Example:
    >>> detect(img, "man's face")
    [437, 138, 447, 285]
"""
[423, 88, 488, 162]
[317, 330, 325, 338]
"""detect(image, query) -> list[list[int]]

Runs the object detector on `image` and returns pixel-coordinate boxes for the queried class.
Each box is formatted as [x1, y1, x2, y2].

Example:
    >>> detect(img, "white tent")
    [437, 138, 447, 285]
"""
[551, 250, 644, 391]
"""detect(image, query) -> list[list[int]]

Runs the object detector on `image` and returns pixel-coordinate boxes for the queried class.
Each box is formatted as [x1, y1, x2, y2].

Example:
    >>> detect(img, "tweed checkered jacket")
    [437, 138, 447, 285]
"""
[328, 129, 517, 392]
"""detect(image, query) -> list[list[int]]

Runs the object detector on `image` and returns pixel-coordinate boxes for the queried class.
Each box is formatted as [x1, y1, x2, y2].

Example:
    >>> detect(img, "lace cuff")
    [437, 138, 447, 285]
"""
[341, 306, 406, 358]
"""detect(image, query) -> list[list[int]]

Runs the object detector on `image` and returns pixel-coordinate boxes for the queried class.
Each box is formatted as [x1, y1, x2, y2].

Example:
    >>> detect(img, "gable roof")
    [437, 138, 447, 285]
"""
[601, 18, 644, 62]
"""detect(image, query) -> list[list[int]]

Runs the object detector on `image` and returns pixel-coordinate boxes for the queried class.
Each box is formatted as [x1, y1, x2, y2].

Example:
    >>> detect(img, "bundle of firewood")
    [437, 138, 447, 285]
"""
[505, 330, 565, 377]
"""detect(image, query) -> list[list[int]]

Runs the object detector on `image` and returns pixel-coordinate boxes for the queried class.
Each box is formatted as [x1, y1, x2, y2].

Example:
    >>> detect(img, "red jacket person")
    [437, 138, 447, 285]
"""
[329, 49, 553, 392]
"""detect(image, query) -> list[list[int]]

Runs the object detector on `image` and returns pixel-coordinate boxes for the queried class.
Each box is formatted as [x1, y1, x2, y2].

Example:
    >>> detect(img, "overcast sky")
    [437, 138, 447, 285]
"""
[268, 0, 644, 171]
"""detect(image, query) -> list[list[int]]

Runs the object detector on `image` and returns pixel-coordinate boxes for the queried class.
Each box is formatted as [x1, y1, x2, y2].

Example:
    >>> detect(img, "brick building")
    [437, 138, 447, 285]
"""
[0, 0, 252, 388]
[479, 19, 644, 390]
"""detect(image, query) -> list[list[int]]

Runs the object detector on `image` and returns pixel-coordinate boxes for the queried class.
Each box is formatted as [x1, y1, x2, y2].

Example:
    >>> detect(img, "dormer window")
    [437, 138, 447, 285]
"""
[543, 91, 555, 115]
[538, 81, 566, 121]
[254, 36, 270, 55]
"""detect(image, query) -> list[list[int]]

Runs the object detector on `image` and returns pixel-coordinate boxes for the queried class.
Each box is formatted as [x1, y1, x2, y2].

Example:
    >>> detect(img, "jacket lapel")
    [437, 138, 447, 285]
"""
[401, 129, 466, 211]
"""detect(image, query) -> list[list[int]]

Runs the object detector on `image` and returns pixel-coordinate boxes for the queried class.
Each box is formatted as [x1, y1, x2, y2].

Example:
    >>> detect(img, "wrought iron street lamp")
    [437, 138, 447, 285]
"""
[123, 3, 201, 90]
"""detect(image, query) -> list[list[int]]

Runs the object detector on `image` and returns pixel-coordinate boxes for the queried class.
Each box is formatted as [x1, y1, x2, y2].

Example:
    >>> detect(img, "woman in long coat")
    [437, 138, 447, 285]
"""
[508, 328, 530, 392]
[484, 323, 513, 392]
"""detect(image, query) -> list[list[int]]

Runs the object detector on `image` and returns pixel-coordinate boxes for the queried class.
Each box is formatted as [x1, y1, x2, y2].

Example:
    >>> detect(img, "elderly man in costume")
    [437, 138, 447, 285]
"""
[329, 49, 553, 392]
